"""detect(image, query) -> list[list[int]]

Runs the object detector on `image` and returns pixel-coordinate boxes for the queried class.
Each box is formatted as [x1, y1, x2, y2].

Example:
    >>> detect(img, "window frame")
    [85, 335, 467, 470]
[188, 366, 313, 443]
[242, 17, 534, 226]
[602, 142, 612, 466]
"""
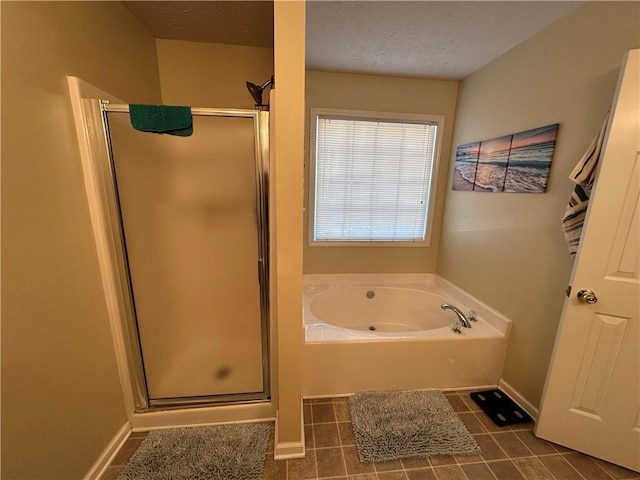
[308, 107, 445, 247]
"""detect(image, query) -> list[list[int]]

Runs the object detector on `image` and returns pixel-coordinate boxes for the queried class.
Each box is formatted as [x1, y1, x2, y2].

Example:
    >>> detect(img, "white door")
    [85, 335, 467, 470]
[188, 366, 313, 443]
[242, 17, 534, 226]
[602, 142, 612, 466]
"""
[536, 49, 640, 471]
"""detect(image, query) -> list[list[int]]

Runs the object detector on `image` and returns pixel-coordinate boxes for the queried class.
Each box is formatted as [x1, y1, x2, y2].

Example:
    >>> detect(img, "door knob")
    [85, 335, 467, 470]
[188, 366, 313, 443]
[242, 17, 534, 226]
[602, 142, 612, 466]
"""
[577, 289, 598, 304]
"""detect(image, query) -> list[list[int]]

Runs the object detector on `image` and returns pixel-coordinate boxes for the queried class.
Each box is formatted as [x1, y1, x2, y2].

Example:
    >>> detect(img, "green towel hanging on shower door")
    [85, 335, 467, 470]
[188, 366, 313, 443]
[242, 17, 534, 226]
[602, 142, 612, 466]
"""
[129, 104, 193, 136]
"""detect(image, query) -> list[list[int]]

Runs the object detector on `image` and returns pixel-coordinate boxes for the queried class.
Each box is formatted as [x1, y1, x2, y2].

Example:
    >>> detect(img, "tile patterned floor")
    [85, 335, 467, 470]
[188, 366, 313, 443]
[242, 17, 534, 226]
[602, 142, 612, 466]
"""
[102, 391, 640, 480]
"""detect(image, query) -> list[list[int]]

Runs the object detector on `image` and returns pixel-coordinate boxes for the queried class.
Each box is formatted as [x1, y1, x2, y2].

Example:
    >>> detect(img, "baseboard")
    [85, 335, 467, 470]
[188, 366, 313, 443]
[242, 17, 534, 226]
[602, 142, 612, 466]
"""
[84, 422, 131, 480]
[441, 384, 498, 393]
[273, 402, 306, 460]
[498, 379, 539, 421]
[274, 439, 306, 460]
[303, 393, 351, 400]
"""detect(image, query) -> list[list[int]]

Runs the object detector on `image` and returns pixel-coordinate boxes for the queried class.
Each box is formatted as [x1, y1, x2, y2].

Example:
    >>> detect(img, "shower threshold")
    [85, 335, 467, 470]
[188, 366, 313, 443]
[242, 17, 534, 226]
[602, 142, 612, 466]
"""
[142, 392, 270, 412]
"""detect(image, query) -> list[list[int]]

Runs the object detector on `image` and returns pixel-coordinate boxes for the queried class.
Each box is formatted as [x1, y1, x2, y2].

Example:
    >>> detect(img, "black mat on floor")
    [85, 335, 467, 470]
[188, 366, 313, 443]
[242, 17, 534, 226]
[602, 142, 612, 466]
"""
[470, 389, 531, 427]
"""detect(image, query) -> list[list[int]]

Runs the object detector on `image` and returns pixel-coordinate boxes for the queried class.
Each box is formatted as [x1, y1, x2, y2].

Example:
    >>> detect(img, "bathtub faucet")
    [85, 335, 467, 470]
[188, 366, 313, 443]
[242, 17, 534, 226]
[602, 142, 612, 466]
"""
[441, 304, 472, 328]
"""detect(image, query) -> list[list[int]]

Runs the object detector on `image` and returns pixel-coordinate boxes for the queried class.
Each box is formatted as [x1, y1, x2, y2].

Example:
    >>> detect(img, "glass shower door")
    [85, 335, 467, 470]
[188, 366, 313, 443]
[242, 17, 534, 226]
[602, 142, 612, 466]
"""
[106, 111, 267, 403]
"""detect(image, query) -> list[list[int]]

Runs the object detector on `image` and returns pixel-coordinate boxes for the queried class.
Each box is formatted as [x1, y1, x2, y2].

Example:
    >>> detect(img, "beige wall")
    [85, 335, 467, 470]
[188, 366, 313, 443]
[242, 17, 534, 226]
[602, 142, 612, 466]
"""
[304, 71, 458, 273]
[156, 39, 273, 108]
[438, 2, 640, 409]
[1, 2, 162, 479]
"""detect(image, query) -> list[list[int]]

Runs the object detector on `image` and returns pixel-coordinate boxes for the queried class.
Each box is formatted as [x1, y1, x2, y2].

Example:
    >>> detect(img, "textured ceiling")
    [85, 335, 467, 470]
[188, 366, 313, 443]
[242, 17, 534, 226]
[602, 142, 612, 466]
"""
[306, 1, 580, 80]
[123, 1, 274, 48]
[124, 1, 580, 80]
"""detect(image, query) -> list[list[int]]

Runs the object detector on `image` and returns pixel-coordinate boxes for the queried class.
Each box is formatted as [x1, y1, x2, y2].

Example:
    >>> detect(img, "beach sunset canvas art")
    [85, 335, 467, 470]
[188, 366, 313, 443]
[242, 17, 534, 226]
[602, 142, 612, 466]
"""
[453, 124, 559, 193]
[452, 142, 480, 191]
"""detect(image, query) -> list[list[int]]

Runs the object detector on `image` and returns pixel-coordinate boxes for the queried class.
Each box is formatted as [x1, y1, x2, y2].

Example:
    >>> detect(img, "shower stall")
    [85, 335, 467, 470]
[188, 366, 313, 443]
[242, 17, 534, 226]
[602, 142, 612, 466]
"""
[82, 99, 271, 410]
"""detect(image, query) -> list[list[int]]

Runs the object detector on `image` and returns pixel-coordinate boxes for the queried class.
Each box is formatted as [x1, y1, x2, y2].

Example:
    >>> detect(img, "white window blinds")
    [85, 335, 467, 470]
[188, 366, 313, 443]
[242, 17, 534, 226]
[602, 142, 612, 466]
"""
[313, 116, 438, 242]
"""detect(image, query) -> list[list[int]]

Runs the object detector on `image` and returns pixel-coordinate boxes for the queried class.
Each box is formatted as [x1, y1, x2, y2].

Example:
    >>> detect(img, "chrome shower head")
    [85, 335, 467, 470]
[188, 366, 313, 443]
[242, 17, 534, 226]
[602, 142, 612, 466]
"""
[246, 76, 274, 107]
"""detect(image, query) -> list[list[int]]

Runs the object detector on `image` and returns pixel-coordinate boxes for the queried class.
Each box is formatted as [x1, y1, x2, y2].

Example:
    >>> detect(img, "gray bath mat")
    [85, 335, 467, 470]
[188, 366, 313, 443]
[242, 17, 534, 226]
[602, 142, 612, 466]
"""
[349, 390, 480, 463]
[117, 422, 270, 480]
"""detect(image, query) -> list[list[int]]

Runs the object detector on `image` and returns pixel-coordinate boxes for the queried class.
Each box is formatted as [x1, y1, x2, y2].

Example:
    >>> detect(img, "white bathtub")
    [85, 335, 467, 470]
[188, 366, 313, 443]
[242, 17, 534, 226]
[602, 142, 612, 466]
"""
[303, 274, 512, 396]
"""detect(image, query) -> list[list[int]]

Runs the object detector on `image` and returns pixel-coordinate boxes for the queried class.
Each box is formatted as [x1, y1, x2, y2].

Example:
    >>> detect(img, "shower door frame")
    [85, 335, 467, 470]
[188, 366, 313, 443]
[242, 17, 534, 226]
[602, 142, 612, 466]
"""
[100, 103, 271, 410]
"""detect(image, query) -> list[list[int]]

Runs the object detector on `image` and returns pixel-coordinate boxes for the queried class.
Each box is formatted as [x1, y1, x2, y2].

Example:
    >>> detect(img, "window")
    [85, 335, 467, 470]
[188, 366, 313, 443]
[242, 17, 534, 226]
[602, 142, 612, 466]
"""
[309, 108, 443, 246]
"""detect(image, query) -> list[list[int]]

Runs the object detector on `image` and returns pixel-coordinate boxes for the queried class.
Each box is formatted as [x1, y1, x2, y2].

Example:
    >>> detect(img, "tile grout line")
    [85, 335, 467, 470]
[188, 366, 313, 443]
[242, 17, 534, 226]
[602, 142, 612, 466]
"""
[564, 454, 617, 480]
[510, 455, 556, 480]
[492, 428, 537, 460]
[487, 430, 512, 464]
[459, 461, 498, 480]
[553, 456, 588, 480]
[311, 402, 320, 479]
[338, 395, 382, 480]
[458, 389, 529, 480]
[333, 399, 350, 480]
[308, 422, 317, 480]
[461, 457, 499, 480]
[450, 391, 494, 480]
[451, 391, 497, 480]
[338, 396, 381, 480]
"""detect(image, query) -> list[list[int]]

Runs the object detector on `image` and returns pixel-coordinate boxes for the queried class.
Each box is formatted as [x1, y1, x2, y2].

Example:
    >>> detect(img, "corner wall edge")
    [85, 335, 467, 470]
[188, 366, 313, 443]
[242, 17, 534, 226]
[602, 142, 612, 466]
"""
[498, 378, 540, 421]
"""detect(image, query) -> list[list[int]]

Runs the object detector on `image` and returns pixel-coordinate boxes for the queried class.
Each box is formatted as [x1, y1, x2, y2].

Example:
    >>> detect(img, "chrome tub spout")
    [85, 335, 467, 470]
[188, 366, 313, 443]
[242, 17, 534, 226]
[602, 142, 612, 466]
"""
[441, 303, 472, 328]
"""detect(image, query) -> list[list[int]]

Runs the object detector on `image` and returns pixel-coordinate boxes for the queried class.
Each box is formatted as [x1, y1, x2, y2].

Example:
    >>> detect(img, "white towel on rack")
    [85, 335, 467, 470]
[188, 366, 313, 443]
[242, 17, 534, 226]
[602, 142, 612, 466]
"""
[562, 113, 609, 255]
